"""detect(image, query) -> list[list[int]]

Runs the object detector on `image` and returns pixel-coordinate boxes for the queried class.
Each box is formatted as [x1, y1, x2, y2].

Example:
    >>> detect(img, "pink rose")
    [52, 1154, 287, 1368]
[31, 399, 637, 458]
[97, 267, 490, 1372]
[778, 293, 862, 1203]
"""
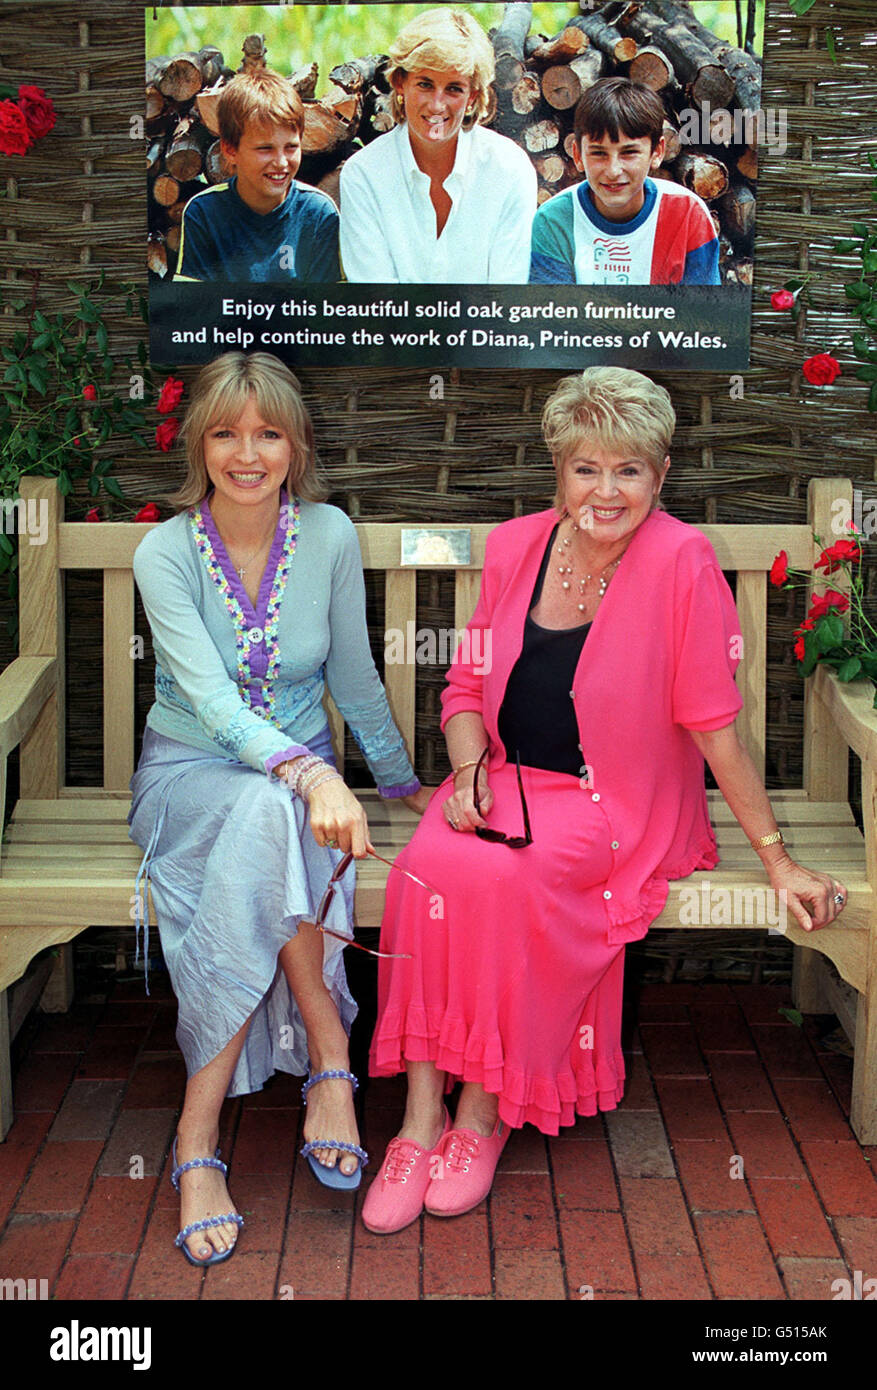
[770, 289, 795, 311]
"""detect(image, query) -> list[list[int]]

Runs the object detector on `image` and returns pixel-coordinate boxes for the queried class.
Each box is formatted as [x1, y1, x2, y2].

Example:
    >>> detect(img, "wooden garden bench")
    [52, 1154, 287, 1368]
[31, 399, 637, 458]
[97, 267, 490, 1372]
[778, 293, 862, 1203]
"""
[1, 476, 874, 1142]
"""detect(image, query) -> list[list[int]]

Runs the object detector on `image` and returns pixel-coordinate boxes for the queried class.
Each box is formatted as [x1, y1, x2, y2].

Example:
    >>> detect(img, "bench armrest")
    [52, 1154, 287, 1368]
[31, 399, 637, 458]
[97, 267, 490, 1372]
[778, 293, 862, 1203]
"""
[0, 657, 57, 759]
[813, 664, 877, 769]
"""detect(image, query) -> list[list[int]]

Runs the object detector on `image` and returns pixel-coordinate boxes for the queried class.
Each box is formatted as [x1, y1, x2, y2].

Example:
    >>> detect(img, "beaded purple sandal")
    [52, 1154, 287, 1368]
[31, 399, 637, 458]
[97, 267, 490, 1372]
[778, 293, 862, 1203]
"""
[300, 1069, 369, 1191]
[171, 1136, 244, 1266]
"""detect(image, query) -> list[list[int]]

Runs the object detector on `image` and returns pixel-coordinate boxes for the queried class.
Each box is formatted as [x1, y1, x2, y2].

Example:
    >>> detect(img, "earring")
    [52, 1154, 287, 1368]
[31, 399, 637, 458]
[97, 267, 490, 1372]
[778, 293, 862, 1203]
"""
[394, 91, 405, 115]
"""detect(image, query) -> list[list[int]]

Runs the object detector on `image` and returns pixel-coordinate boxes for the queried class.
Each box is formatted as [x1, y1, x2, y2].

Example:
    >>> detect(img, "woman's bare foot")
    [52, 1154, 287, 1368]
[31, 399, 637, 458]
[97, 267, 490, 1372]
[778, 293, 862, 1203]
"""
[174, 1129, 240, 1262]
[303, 1070, 362, 1176]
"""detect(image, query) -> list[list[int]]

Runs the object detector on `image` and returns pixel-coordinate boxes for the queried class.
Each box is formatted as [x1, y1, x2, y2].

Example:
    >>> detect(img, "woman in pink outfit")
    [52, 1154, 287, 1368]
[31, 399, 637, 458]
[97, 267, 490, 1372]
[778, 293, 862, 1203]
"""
[362, 366, 848, 1233]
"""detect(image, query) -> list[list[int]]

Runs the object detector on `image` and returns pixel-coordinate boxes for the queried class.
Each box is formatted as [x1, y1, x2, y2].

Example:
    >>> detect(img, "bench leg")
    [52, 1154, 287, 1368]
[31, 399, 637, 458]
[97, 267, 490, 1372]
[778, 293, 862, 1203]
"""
[39, 942, 74, 1014]
[791, 944, 832, 1013]
[0, 989, 12, 1141]
[850, 986, 877, 1145]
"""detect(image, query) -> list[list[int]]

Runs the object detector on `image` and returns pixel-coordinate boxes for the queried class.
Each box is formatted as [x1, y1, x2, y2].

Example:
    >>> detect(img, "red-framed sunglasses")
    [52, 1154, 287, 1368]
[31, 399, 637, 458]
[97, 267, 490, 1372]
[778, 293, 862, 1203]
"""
[314, 847, 433, 959]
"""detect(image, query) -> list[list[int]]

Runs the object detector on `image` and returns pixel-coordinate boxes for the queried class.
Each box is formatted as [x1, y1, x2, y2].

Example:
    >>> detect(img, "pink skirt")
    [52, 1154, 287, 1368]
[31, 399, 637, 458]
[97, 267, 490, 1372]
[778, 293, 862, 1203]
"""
[369, 762, 627, 1135]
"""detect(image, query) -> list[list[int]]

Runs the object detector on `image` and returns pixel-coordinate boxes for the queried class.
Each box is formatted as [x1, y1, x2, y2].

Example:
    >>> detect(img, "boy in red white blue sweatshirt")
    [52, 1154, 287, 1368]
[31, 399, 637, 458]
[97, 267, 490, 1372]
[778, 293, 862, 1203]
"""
[530, 78, 720, 286]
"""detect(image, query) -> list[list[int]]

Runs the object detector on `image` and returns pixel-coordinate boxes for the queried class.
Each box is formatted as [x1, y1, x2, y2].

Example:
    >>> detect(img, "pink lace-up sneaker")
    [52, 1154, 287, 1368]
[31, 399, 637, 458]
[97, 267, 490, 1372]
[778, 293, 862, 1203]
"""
[424, 1118, 510, 1217]
[360, 1109, 451, 1235]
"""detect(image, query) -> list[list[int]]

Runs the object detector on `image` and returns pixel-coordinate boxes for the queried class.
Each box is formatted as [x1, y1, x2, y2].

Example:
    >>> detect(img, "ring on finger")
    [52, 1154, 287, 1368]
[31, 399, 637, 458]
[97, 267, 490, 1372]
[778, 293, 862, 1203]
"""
[833, 891, 845, 907]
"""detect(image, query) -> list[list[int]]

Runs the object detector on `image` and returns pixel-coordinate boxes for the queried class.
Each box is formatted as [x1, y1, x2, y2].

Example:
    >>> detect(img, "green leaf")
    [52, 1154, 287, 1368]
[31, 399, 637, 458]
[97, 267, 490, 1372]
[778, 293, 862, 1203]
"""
[136, 339, 147, 366]
[103, 357, 114, 383]
[825, 27, 837, 62]
[27, 370, 47, 396]
[837, 656, 862, 681]
[32, 310, 49, 334]
[31, 331, 53, 351]
[852, 222, 869, 237]
[96, 322, 108, 355]
[784, 278, 805, 291]
[856, 363, 877, 381]
[852, 333, 875, 360]
[57, 470, 73, 496]
[800, 632, 820, 678]
[818, 613, 845, 650]
[0, 533, 14, 556]
[88, 474, 100, 496]
[778, 1006, 803, 1027]
[869, 381, 877, 412]
[103, 476, 124, 500]
[864, 252, 877, 275]
[845, 282, 871, 301]
[9, 298, 26, 311]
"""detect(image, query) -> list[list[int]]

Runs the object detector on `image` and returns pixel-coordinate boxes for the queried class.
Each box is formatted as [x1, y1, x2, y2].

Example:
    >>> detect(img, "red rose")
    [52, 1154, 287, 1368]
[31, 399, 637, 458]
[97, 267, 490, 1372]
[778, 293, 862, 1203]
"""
[808, 589, 849, 622]
[0, 98, 33, 156]
[769, 550, 789, 586]
[814, 538, 862, 574]
[802, 353, 841, 386]
[770, 289, 795, 311]
[85, 507, 101, 523]
[133, 502, 161, 522]
[72, 436, 80, 446]
[82, 383, 97, 401]
[155, 417, 179, 452]
[17, 85, 55, 141]
[156, 376, 184, 415]
[793, 617, 814, 663]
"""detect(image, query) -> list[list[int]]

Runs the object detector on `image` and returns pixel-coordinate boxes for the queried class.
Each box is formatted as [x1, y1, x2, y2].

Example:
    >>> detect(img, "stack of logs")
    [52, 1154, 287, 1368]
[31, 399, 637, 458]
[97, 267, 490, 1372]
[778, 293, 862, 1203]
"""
[147, 0, 760, 284]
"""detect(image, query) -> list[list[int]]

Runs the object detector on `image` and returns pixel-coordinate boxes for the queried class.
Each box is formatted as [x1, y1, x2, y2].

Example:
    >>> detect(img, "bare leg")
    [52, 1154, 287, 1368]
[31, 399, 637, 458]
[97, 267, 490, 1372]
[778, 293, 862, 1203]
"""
[278, 921, 362, 1176]
[454, 1081, 499, 1137]
[397, 1060, 447, 1149]
[175, 1014, 251, 1262]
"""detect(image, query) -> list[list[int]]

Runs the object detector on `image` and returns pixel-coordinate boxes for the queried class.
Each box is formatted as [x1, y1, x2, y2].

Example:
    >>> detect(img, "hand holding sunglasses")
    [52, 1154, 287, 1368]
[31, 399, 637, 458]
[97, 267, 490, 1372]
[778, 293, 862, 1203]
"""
[314, 847, 435, 959]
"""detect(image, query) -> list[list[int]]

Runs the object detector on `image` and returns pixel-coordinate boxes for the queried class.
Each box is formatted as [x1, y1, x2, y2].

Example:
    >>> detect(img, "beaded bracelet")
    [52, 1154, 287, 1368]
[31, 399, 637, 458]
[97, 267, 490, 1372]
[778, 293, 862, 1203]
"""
[280, 755, 342, 801]
[298, 766, 342, 800]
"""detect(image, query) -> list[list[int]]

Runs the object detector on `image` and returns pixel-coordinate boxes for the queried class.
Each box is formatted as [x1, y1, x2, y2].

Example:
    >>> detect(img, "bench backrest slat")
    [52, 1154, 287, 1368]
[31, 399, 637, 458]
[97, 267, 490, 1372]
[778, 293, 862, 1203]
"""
[18, 477, 843, 799]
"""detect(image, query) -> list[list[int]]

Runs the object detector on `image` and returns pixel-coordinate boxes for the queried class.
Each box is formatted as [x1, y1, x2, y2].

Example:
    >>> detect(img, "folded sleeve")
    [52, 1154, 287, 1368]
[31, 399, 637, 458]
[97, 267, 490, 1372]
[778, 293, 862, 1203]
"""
[323, 513, 418, 793]
[671, 561, 744, 731]
[133, 531, 308, 773]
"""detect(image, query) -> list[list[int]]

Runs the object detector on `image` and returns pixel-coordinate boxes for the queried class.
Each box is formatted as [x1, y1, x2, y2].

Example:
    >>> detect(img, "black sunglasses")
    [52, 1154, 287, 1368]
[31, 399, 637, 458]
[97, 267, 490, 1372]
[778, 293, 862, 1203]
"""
[473, 746, 533, 848]
[315, 847, 434, 959]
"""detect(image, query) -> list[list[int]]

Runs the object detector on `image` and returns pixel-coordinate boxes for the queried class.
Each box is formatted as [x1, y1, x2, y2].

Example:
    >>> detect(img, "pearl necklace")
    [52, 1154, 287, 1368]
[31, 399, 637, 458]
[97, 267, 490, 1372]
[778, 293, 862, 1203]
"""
[556, 520, 624, 613]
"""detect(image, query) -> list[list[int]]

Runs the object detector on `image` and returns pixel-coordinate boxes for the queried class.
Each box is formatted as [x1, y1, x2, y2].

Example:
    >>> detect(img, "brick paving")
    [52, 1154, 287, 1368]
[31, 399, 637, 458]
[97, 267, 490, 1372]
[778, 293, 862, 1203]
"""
[1, 976, 875, 1301]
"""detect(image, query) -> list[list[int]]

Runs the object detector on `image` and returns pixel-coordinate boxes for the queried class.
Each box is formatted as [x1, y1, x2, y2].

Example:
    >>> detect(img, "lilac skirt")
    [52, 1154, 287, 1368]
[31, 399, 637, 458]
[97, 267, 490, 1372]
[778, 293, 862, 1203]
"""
[128, 725, 356, 1097]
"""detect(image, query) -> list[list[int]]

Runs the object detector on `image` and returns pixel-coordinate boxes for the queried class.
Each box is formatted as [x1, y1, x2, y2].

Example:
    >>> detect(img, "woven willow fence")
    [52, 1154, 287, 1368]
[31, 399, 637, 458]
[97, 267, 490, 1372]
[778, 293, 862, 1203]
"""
[1, 0, 876, 812]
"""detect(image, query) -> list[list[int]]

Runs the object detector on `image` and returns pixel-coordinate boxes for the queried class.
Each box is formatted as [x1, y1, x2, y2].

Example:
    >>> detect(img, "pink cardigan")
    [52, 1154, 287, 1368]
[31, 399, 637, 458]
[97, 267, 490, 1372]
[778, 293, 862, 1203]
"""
[440, 508, 744, 945]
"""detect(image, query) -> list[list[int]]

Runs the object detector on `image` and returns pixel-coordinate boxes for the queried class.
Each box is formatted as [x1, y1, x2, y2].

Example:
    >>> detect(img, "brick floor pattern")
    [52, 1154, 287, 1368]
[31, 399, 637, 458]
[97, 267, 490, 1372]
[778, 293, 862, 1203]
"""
[1, 979, 875, 1301]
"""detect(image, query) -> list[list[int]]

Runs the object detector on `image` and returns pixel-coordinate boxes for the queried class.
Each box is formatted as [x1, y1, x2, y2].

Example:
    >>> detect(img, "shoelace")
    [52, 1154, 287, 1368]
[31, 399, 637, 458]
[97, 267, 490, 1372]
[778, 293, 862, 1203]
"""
[444, 1131, 480, 1173]
[383, 1138, 424, 1182]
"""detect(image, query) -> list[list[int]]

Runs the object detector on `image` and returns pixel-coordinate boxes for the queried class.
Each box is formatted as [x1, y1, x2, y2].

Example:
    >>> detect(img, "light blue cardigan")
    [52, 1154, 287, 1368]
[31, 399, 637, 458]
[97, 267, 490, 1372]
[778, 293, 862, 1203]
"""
[132, 491, 419, 795]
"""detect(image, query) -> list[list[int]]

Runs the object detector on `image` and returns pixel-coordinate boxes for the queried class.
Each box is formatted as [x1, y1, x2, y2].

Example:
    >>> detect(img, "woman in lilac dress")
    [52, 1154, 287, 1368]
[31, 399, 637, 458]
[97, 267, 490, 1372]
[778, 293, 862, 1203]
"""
[129, 351, 429, 1263]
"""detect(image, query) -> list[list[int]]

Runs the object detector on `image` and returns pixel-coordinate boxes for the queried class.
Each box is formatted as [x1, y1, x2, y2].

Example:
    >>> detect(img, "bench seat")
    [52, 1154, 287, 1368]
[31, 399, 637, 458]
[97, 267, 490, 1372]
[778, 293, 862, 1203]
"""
[1, 476, 875, 1144]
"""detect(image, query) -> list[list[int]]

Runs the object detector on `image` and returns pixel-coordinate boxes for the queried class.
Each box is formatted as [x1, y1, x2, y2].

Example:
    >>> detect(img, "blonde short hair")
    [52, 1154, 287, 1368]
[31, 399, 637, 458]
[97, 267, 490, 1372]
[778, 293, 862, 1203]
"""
[542, 367, 675, 511]
[170, 352, 326, 509]
[218, 69, 304, 148]
[387, 8, 495, 128]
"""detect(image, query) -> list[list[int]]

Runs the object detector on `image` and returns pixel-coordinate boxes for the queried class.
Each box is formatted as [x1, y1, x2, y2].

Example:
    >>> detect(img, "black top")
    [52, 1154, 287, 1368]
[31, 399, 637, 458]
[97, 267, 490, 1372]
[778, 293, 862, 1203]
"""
[497, 523, 590, 777]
